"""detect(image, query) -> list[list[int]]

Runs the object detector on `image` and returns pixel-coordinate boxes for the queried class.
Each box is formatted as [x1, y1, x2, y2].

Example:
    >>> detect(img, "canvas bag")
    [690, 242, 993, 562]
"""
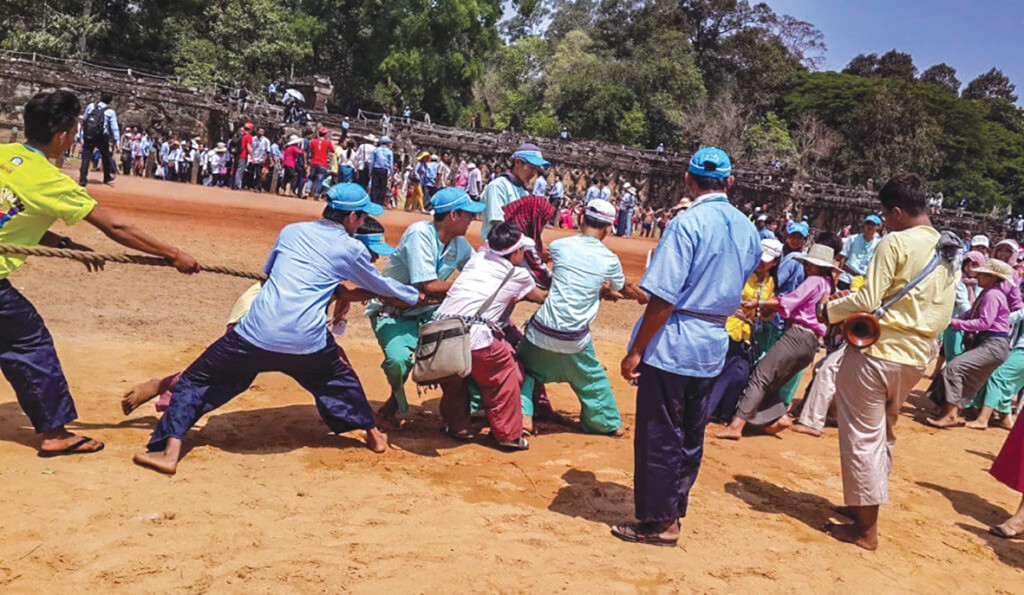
[412, 268, 515, 385]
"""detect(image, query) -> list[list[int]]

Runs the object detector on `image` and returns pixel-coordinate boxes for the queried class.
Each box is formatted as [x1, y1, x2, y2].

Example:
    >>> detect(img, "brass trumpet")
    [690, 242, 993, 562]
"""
[842, 311, 881, 348]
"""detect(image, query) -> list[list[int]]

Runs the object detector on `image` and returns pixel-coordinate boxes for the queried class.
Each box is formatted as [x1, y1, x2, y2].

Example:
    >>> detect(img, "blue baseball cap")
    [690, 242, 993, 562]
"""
[325, 182, 384, 216]
[688, 147, 732, 179]
[355, 231, 397, 256]
[787, 221, 810, 237]
[512, 143, 550, 168]
[864, 214, 882, 225]
[431, 187, 486, 215]
[379, 136, 392, 144]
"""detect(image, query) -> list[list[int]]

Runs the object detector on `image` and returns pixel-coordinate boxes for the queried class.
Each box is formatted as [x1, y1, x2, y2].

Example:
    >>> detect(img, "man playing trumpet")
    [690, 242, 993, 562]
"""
[816, 173, 958, 550]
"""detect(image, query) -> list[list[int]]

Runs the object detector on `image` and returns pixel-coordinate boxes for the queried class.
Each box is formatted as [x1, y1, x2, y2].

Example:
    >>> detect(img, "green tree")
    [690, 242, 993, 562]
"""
[842, 53, 878, 77]
[875, 49, 916, 80]
[744, 111, 796, 162]
[963, 67, 1018, 102]
[920, 63, 961, 95]
[0, 0, 108, 58]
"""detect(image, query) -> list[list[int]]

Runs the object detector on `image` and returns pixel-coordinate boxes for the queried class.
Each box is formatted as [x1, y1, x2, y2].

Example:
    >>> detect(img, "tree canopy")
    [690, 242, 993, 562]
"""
[0, 0, 1021, 211]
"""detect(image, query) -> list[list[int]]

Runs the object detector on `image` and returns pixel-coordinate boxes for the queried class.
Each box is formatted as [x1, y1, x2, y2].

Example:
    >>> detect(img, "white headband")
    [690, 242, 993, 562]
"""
[489, 234, 528, 256]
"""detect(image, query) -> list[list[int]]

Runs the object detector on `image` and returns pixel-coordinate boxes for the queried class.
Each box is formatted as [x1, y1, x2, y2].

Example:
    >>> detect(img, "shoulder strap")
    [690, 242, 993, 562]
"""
[475, 266, 517, 318]
[874, 230, 962, 318]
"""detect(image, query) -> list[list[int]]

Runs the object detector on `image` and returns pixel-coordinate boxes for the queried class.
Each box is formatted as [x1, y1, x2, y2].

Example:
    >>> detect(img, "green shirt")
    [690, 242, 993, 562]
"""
[0, 144, 96, 280]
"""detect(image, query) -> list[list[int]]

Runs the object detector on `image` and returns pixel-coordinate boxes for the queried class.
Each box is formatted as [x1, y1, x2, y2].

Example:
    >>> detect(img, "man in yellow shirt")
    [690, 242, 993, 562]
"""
[820, 173, 958, 550]
[0, 90, 200, 457]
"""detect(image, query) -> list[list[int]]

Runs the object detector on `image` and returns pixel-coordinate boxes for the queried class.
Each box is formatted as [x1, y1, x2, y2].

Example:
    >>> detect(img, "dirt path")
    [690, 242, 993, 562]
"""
[0, 174, 1020, 592]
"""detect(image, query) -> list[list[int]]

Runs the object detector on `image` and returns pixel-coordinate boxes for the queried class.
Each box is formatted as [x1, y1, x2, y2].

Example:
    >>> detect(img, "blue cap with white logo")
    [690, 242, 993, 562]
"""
[325, 182, 384, 216]
[787, 221, 810, 237]
[864, 214, 882, 225]
[431, 187, 487, 215]
[512, 143, 550, 168]
[688, 147, 732, 179]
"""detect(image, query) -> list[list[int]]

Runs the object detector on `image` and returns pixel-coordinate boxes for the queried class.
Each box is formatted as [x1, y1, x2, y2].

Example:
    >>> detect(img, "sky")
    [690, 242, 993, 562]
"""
[763, 0, 1024, 97]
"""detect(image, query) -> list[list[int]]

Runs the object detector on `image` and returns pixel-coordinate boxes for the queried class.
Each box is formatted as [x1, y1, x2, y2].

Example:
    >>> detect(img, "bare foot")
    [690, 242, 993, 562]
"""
[823, 522, 878, 551]
[1000, 415, 1015, 430]
[523, 414, 534, 435]
[608, 427, 626, 438]
[121, 377, 163, 415]
[377, 397, 399, 420]
[39, 429, 104, 456]
[133, 437, 182, 475]
[133, 450, 179, 475]
[965, 419, 989, 430]
[833, 505, 857, 520]
[791, 423, 822, 437]
[925, 416, 964, 428]
[715, 424, 744, 441]
[365, 427, 388, 453]
[763, 414, 793, 435]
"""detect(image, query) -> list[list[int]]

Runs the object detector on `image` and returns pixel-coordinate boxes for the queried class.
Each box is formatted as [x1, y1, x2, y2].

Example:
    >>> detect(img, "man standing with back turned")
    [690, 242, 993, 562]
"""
[819, 173, 957, 550]
[612, 148, 761, 547]
[78, 92, 119, 186]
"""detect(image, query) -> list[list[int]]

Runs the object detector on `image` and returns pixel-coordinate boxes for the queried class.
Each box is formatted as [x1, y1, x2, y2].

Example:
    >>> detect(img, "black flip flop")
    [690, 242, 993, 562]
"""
[38, 436, 104, 458]
[610, 522, 679, 547]
[990, 524, 1023, 539]
[442, 426, 474, 442]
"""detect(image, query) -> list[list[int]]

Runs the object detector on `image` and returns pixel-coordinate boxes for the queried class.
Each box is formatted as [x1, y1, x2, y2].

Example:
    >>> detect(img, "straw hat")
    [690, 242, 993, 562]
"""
[417, 151, 431, 162]
[793, 244, 837, 269]
[974, 259, 1014, 283]
[214, 142, 227, 153]
[286, 134, 302, 146]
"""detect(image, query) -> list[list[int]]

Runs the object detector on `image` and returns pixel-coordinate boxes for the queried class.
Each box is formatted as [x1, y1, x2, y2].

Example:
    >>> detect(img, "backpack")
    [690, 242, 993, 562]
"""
[227, 136, 242, 157]
[83, 104, 106, 140]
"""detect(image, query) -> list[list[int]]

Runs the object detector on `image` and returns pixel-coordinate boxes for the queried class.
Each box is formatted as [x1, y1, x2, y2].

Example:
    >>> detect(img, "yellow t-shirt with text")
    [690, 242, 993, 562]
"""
[0, 143, 96, 280]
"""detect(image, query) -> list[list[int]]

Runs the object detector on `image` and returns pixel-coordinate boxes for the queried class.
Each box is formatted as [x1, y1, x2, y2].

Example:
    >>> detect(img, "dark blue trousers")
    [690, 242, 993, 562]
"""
[709, 341, 753, 421]
[634, 362, 720, 523]
[0, 280, 77, 432]
[148, 329, 375, 450]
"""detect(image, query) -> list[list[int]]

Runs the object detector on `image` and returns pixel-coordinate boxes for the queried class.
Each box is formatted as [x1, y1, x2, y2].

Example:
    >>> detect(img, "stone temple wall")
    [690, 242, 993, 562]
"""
[0, 55, 1004, 238]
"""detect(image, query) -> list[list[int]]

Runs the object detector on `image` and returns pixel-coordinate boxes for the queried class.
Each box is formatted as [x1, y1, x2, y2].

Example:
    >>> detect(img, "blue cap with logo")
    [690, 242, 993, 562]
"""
[325, 182, 384, 216]
[787, 221, 810, 237]
[512, 143, 550, 168]
[688, 147, 732, 179]
[430, 187, 486, 215]
[864, 214, 882, 225]
[355, 232, 397, 256]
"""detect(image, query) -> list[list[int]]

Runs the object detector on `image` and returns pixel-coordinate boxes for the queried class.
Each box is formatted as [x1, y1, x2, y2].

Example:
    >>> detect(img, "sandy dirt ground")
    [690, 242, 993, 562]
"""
[0, 172, 1022, 593]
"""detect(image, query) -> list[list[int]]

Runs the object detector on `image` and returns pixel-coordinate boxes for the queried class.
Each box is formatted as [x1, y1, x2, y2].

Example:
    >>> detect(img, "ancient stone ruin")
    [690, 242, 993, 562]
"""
[0, 54, 1003, 238]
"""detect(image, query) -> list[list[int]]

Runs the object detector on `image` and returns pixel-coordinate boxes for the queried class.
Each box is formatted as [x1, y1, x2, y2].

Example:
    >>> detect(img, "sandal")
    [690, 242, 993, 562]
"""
[990, 524, 1023, 539]
[38, 436, 104, 458]
[610, 521, 680, 547]
[495, 436, 530, 451]
[442, 426, 474, 442]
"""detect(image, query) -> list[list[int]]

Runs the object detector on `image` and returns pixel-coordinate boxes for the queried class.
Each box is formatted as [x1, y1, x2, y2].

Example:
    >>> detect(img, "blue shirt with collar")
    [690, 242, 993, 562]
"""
[236, 220, 419, 354]
[370, 146, 393, 173]
[83, 102, 120, 139]
[584, 185, 601, 204]
[628, 193, 761, 377]
[550, 180, 564, 199]
[533, 176, 548, 196]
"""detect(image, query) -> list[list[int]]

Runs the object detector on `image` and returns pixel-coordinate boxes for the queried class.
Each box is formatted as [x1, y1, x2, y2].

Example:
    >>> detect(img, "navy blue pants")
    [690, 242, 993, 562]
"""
[148, 329, 375, 450]
[708, 341, 753, 422]
[634, 362, 720, 523]
[0, 280, 77, 432]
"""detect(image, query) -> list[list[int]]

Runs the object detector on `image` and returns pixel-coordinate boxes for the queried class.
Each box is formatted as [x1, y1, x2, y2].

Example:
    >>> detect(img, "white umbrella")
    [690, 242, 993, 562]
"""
[283, 88, 306, 105]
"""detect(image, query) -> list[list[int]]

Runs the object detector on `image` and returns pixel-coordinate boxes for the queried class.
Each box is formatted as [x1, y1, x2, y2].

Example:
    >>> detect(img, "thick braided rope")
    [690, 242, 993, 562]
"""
[0, 244, 267, 281]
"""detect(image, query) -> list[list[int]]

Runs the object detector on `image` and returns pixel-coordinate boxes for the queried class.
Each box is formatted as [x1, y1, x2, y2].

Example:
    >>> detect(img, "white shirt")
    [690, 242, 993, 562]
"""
[434, 248, 535, 350]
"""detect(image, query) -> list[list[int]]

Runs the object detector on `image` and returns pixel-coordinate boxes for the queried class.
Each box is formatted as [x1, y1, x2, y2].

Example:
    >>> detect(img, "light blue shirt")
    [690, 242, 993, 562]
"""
[550, 180, 564, 199]
[759, 227, 776, 240]
[364, 220, 473, 318]
[526, 235, 624, 353]
[628, 194, 761, 376]
[839, 232, 880, 284]
[533, 176, 548, 196]
[370, 146, 393, 173]
[599, 187, 611, 201]
[83, 102, 120, 139]
[425, 161, 439, 186]
[584, 185, 601, 204]
[236, 220, 419, 354]
[417, 162, 435, 187]
[481, 174, 528, 239]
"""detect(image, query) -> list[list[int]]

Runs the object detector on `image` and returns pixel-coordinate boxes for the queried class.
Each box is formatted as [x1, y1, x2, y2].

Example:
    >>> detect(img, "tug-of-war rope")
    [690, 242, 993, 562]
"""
[0, 244, 267, 281]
